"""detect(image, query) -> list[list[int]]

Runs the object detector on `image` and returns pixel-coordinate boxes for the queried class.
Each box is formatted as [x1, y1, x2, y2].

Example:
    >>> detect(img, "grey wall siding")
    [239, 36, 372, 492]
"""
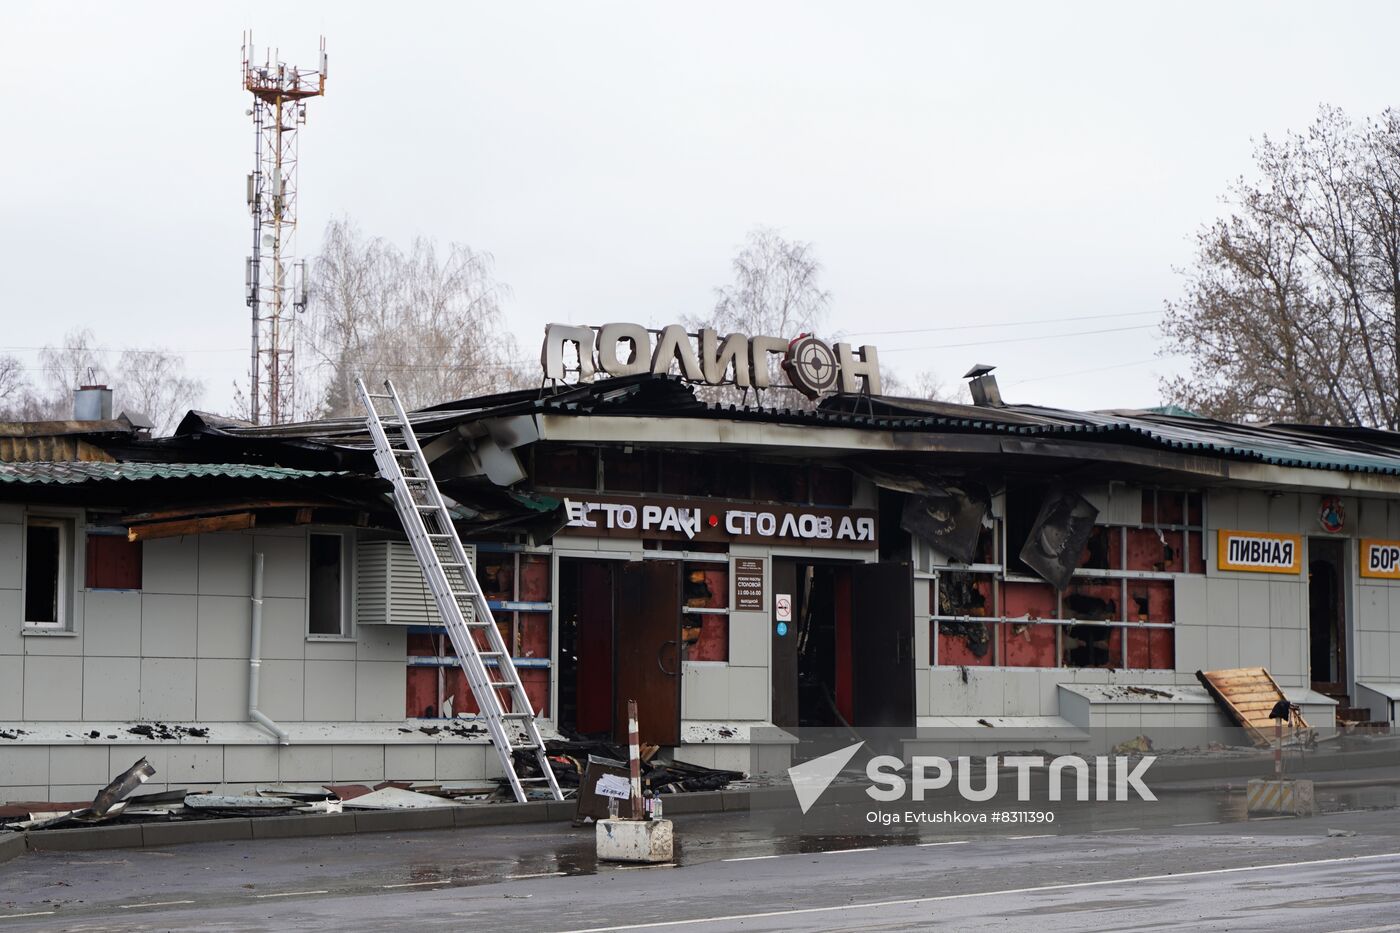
[0, 510, 406, 727]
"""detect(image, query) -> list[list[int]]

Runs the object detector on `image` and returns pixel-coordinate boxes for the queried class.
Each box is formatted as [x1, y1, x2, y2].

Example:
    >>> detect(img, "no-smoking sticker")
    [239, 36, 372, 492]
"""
[775, 593, 792, 622]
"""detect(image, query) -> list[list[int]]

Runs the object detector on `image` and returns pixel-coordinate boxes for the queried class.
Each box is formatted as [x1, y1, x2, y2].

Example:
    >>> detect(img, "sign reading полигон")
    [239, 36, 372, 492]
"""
[1216, 530, 1302, 574]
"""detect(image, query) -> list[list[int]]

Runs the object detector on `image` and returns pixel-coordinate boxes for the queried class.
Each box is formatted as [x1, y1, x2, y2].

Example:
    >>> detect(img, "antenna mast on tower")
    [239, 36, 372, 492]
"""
[242, 33, 327, 425]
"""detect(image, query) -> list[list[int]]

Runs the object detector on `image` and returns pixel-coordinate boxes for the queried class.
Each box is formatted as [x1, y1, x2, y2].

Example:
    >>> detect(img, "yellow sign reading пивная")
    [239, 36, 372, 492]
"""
[1216, 530, 1302, 574]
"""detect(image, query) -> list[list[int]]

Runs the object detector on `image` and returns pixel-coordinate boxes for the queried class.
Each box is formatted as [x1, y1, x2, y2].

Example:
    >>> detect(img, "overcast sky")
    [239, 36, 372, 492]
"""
[3, 1, 1396, 415]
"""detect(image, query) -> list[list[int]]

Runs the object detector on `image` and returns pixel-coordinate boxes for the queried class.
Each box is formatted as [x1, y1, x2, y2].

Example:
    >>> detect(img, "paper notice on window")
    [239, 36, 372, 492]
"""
[595, 774, 632, 799]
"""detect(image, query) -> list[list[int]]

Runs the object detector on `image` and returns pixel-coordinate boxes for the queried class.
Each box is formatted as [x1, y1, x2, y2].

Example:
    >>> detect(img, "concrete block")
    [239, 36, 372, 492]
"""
[253, 533, 307, 599]
[50, 745, 111, 786]
[196, 595, 252, 659]
[651, 790, 724, 815]
[250, 812, 358, 839]
[385, 744, 436, 782]
[712, 746, 751, 774]
[304, 659, 357, 721]
[259, 659, 304, 722]
[25, 823, 145, 851]
[141, 594, 198, 658]
[277, 745, 332, 783]
[331, 744, 384, 783]
[195, 658, 247, 721]
[355, 661, 404, 722]
[24, 655, 83, 719]
[0, 832, 26, 864]
[453, 801, 551, 826]
[1247, 777, 1315, 816]
[142, 819, 253, 846]
[198, 534, 254, 597]
[83, 590, 142, 656]
[142, 536, 198, 595]
[260, 597, 307, 660]
[0, 654, 22, 718]
[596, 818, 672, 863]
[353, 808, 456, 833]
[139, 657, 196, 720]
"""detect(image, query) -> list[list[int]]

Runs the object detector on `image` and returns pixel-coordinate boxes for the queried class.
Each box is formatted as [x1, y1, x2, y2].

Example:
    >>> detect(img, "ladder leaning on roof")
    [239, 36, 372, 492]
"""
[355, 377, 563, 803]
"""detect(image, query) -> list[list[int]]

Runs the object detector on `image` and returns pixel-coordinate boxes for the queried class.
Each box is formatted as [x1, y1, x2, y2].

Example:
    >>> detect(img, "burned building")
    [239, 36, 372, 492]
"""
[3, 365, 1400, 799]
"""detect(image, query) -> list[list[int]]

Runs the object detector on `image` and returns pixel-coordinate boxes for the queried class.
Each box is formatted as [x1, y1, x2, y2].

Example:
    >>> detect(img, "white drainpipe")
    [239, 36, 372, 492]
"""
[249, 552, 290, 744]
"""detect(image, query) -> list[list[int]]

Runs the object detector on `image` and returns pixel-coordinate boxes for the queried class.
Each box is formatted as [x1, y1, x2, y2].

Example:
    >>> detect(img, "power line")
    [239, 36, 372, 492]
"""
[880, 323, 1159, 353]
[843, 309, 1160, 337]
[1004, 355, 1182, 386]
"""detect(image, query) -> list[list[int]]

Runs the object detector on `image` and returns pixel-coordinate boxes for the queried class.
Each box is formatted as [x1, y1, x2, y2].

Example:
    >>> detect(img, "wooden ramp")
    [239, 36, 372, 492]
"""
[1196, 667, 1308, 745]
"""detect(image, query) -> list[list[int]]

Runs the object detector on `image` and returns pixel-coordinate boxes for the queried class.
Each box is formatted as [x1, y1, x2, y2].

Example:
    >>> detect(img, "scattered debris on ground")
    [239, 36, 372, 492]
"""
[125, 722, 209, 740]
[513, 738, 744, 796]
[1112, 735, 1155, 755]
[0, 729, 29, 741]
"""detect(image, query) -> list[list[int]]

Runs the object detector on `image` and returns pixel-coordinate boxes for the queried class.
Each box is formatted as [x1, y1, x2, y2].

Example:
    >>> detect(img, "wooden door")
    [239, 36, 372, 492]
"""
[850, 561, 915, 727]
[614, 560, 682, 745]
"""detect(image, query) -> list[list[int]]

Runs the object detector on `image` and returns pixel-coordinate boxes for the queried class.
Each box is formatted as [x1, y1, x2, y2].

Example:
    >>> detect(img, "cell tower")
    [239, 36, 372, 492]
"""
[241, 33, 327, 425]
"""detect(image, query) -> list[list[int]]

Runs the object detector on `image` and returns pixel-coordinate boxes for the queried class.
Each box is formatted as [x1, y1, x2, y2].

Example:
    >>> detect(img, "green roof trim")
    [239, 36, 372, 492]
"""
[0, 462, 345, 485]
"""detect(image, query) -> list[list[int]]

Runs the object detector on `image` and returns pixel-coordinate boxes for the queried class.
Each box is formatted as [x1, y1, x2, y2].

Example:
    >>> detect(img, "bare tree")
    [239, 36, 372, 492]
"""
[304, 218, 529, 417]
[881, 369, 960, 402]
[115, 349, 205, 434]
[682, 227, 831, 406]
[26, 329, 205, 432]
[1163, 105, 1400, 427]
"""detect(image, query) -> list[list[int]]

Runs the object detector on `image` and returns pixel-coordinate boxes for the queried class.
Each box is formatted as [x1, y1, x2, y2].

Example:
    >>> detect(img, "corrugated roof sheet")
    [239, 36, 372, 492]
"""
[0, 462, 343, 485]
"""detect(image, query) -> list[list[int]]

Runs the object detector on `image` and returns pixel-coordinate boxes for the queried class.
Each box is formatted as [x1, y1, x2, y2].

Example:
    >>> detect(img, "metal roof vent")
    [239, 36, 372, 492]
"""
[73, 385, 113, 421]
[963, 364, 1003, 408]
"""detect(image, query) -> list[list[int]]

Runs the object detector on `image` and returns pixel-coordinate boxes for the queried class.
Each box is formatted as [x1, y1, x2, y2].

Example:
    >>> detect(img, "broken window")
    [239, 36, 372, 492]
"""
[23, 517, 69, 627]
[307, 532, 350, 637]
[683, 560, 729, 662]
[533, 445, 598, 490]
[85, 533, 142, 590]
[931, 571, 995, 666]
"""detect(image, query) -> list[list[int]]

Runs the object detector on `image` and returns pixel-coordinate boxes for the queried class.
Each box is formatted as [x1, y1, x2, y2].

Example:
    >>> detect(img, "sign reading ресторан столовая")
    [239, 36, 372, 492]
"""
[560, 495, 878, 549]
[540, 322, 881, 399]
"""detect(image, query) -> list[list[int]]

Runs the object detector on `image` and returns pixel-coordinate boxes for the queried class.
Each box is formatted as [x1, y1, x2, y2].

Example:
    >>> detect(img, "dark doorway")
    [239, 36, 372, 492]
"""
[558, 558, 617, 738]
[1308, 537, 1347, 694]
[614, 560, 683, 746]
[771, 559, 914, 730]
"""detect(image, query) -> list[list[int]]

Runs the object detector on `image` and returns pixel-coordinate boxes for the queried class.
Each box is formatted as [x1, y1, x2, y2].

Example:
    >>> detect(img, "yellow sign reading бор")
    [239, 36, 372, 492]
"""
[1216, 530, 1303, 574]
[1361, 539, 1400, 579]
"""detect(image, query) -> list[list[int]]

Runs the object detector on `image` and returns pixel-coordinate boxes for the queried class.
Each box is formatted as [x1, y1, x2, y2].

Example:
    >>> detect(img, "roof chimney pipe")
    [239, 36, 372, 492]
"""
[963, 364, 1003, 408]
[73, 385, 113, 421]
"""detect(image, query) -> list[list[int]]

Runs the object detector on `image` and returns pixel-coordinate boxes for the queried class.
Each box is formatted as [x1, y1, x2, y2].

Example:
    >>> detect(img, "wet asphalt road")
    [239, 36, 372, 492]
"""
[2, 792, 1400, 932]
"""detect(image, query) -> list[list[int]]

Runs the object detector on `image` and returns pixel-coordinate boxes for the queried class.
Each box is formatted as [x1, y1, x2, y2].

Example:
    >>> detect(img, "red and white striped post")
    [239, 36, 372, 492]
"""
[627, 699, 643, 820]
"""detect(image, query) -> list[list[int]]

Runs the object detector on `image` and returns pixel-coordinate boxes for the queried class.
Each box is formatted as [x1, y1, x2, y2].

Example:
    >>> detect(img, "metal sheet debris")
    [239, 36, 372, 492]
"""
[341, 787, 466, 810]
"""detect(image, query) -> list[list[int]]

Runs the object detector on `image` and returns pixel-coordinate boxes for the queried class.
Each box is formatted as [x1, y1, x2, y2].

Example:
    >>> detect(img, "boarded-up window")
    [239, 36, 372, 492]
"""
[86, 535, 142, 589]
[308, 533, 346, 636]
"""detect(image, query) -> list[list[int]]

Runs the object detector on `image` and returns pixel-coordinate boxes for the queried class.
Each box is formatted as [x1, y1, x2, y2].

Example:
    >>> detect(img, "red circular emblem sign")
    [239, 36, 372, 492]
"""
[1319, 496, 1345, 533]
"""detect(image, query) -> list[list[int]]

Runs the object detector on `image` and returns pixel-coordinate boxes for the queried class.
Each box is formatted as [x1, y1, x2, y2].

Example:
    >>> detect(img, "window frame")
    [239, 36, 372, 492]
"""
[23, 515, 72, 630]
[306, 531, 354, 640]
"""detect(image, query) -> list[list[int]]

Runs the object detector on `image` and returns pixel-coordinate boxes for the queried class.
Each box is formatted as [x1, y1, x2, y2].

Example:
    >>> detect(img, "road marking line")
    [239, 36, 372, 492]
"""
[552, 851, 1400, 933]
[1008, 834, 1054, 839]
[1327, 924, 1400, 933]
[722, 855, 781, 862]
[252, 890, 329, 899]
[1174, 820, 1220, 826]
[827, 847, 876, 854]
[917, 841, 969, 847]
[508, 872, 568, 880]
[0, 912, 57, 920]
[119, 900, 195, 910]
[1092, 827, 1140, 833]
[382, 880, 451, 889]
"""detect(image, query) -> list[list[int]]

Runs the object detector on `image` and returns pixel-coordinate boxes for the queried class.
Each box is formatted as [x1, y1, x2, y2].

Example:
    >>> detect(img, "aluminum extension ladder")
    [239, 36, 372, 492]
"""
[356, 378, 563, 803]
